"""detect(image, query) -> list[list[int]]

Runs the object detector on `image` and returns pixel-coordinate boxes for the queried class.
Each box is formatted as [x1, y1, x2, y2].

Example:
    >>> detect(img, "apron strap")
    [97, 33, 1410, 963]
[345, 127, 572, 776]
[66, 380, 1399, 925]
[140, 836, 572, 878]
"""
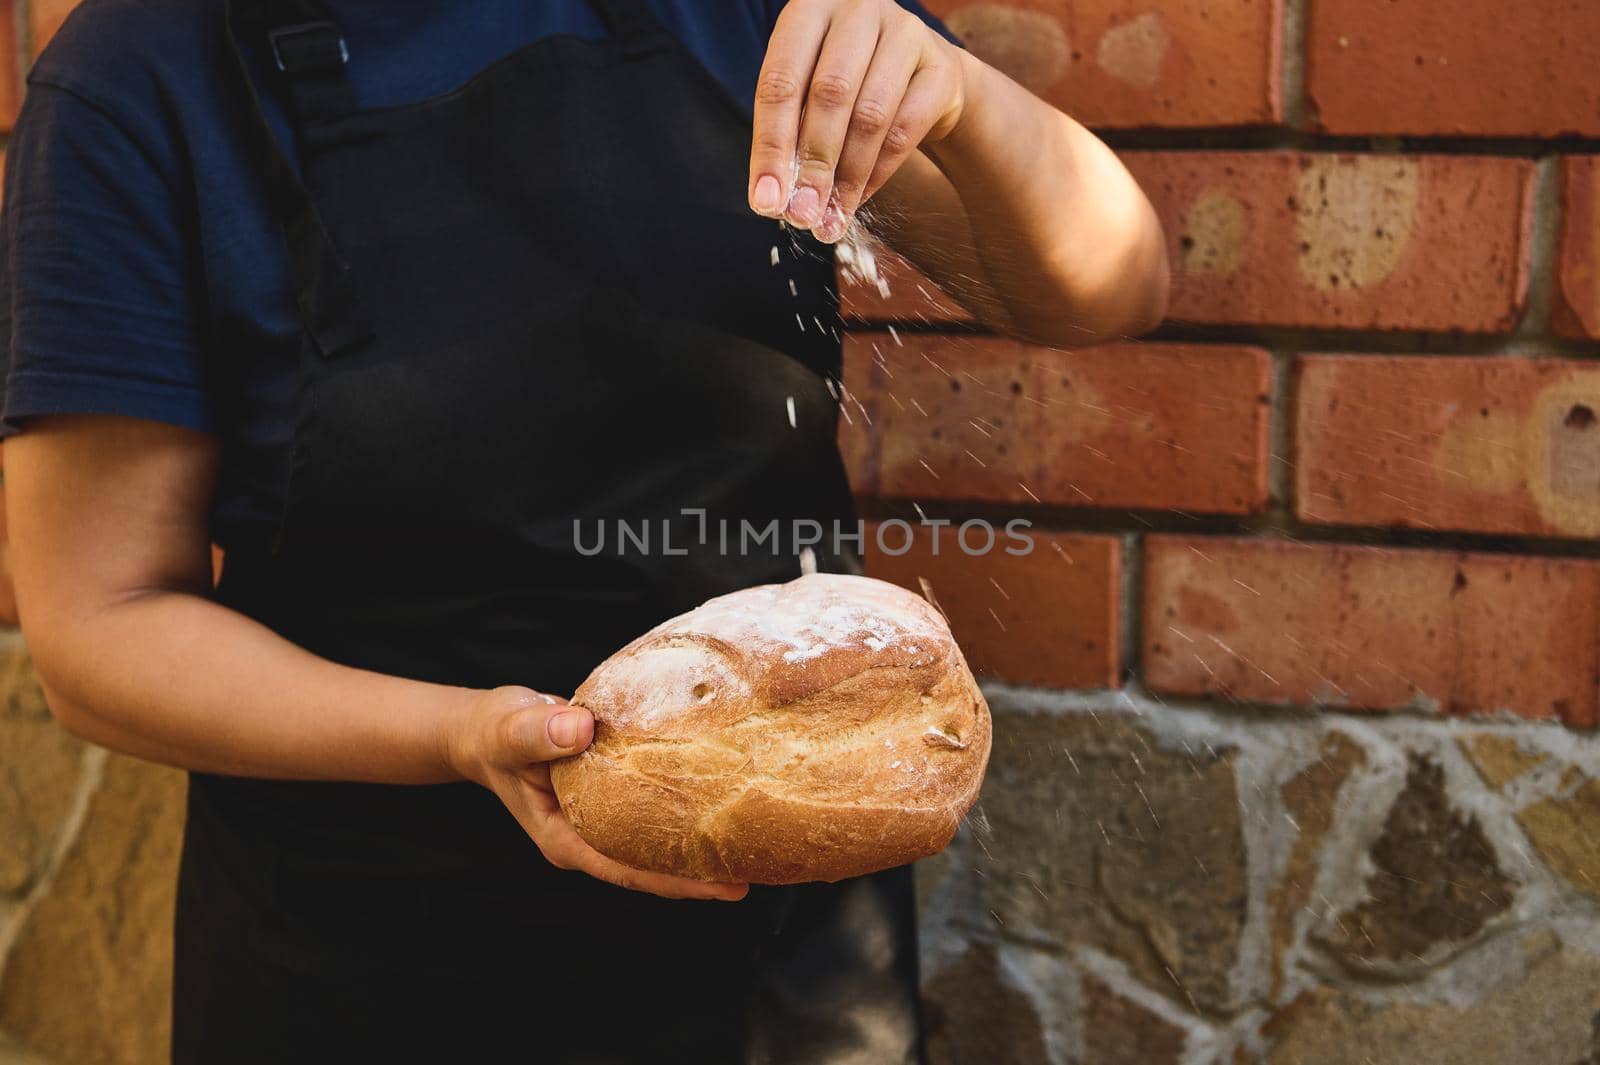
[264, 17, 358, 127]
[223, 0, 372, 358]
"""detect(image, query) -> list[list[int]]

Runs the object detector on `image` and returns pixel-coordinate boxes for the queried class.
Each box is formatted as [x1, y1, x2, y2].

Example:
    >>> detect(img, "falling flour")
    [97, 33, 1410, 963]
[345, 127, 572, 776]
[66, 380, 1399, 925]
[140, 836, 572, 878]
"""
[836, 226, 892, 299]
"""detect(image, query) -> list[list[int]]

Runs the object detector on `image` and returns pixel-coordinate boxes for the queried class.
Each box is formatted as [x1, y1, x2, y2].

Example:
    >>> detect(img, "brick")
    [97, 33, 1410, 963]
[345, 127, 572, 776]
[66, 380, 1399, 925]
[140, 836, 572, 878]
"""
[31, 0, 78, 59]
[865, 523, 1120, 689]
[1305, 0, 1600, 137]
[844, 152, 1536, 333]
[838, 343, 878, 492]
[1126, 151, 1535, 333]
[1296, 355, 1600, 538]
[926, 0, 1281, 128]
[842, 334, 1271, 514]
[1142, 536, 1600, 725]
[1555, 157, 1600, 340]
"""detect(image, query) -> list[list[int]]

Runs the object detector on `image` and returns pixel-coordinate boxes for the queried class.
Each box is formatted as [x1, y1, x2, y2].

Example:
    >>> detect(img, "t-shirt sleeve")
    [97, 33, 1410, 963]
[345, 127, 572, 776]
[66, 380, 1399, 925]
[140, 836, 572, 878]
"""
[0, 81, 210, 436]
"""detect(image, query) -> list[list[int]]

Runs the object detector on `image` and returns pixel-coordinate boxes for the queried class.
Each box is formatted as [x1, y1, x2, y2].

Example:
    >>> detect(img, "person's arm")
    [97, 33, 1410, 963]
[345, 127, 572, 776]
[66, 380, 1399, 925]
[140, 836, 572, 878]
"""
[6, 414, 744, 901]
[747, 0, 1169, 346]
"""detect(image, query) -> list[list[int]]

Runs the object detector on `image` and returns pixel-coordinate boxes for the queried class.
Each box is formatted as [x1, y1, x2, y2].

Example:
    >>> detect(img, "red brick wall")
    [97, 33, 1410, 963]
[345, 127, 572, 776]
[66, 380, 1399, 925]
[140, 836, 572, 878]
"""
[7, 0, 1593, 723]
[853, 0, 1600, 726]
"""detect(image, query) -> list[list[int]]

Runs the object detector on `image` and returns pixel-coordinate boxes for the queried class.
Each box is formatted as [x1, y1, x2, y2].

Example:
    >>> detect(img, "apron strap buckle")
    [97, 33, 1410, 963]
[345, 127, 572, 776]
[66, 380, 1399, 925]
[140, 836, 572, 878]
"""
[268, 20, 349, 74]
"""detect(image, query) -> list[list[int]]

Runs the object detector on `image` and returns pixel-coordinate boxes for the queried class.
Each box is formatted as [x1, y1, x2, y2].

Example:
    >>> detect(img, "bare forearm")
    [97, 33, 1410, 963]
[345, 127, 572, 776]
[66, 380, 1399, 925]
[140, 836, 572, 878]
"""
[922, 53, 1169, 344]
[31, 588, 472, 783]
[5, 417, 481, 784]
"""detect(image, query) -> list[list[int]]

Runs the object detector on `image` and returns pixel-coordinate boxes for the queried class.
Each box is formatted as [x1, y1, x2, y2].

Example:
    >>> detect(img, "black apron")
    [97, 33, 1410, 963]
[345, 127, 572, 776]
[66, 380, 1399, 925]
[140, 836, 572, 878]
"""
[172, 2, 924, 1062]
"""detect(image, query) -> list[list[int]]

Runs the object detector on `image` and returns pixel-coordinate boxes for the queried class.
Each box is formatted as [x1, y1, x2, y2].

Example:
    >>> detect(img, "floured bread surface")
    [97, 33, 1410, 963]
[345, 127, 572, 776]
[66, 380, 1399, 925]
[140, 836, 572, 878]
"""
[550, 573, 991, 884]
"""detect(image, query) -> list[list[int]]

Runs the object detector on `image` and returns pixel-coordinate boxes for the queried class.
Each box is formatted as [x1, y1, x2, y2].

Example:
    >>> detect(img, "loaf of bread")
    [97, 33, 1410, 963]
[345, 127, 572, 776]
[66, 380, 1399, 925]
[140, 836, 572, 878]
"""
[549, 573, 991, 884]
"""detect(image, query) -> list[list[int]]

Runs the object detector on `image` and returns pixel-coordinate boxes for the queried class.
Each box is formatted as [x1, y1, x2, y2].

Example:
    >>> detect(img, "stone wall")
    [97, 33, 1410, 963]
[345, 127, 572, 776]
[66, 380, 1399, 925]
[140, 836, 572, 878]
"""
[916, 688, 1600, 1064]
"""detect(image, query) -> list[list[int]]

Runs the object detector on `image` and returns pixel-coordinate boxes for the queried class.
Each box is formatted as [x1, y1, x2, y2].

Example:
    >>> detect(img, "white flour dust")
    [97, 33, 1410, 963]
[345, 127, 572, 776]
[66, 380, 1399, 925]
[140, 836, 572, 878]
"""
[836, 227, 892, 299]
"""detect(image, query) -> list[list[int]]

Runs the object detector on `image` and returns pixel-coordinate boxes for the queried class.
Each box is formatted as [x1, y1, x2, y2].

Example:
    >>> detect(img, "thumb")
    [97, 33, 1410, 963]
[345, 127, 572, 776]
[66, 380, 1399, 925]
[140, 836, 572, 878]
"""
[503, 702, 595, 763]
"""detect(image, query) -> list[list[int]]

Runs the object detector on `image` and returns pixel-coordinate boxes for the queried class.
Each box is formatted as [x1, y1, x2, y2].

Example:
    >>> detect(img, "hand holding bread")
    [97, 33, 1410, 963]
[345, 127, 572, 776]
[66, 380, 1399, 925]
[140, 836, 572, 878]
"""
[447, 685, 750, 901]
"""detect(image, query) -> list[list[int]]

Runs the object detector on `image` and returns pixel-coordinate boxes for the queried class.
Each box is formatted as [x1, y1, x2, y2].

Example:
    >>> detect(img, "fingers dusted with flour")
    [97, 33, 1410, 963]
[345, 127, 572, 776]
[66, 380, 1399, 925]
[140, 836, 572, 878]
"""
[749, 1, 1169, 343]
[748, 0, 967, 243]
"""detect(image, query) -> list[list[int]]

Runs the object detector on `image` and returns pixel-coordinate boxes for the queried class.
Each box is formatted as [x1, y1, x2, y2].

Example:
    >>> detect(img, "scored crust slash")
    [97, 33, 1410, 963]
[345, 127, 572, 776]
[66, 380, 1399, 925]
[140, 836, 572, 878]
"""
[550, 573, 992, 884]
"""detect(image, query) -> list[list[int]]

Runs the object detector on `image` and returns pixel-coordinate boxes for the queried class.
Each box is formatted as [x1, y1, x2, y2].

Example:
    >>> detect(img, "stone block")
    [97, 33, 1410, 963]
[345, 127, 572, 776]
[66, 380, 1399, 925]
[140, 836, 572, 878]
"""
[1316, 757, 1513, 969]
[1517, 777, 1600, 900]
[0, 645, 84, 896]
[956, 707, 1248, 1013]
[1266, 933, 1600, 1064]
[0, 755, 185, 1065]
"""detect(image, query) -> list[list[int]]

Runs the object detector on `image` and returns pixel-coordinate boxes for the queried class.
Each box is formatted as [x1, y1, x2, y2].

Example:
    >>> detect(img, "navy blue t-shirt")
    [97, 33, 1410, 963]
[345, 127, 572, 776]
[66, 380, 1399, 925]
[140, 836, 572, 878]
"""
[0, 0, 952, 538]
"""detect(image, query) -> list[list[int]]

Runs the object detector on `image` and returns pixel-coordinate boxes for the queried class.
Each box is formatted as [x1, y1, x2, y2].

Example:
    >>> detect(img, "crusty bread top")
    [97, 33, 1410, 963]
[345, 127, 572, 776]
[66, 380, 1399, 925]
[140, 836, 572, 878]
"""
[572, 573, 959, 736]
